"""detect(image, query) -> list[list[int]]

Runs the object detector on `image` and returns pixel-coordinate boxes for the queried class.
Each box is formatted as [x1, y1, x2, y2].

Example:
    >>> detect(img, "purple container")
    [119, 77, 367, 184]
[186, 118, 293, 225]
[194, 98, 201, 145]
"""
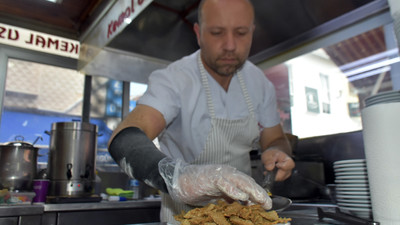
[32, 179, 49, 203]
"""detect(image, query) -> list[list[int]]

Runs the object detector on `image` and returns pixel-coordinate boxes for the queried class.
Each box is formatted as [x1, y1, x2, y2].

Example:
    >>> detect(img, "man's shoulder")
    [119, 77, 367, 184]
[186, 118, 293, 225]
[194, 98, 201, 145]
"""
[151, 51, 198, 80]
[148, 51, 200, 89]
[242, 61, 270, 83]
[242, 60, 264, 74]
[167, 51, 198, 70]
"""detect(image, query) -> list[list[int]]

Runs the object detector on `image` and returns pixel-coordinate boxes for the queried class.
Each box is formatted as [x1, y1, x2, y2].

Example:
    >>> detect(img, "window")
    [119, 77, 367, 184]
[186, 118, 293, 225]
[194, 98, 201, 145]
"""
[0, 58, 85, 166]
[263, 24, 399, 138]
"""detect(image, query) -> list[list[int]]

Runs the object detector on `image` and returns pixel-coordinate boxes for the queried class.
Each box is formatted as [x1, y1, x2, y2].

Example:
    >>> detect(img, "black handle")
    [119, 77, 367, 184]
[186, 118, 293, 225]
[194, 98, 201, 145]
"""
[318, 207, 379, 225]
[81, 164, 92, 179]
[262, 165, 278, 192]
[32, 136, 43, 145]
[66, 163, 73, 180]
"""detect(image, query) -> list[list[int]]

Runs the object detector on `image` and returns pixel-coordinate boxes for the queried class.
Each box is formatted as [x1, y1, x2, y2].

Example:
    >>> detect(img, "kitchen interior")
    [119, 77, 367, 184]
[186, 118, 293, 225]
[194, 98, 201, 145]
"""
[0, 0, 399, 224]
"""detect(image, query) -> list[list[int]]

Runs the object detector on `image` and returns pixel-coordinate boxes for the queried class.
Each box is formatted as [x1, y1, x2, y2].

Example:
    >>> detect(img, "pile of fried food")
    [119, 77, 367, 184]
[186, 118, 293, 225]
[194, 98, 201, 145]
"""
[174, 200, 292, 225]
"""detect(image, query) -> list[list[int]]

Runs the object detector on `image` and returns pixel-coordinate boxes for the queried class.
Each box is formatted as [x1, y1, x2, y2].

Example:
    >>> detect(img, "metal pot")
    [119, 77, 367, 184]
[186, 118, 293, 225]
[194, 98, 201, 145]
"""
[0, 136, 40, 191]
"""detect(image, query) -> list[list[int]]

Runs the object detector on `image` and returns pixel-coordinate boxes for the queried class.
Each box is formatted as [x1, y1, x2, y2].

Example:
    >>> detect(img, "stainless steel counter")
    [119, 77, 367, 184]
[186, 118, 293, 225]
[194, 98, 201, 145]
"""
[44, 199, 161, 212]
[0, 204, 43, 216]
[42, 199, 162, 225]
[0, 204, 44, 225]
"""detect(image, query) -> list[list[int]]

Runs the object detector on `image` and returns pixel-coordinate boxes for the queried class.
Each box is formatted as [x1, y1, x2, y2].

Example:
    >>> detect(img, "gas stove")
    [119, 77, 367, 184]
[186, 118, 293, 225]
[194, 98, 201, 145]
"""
[279, 203, 379, 225]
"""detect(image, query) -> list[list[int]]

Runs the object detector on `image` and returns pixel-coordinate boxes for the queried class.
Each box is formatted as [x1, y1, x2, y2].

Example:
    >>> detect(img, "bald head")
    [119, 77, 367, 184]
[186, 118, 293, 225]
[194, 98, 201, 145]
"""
[197, 0, 255, 26]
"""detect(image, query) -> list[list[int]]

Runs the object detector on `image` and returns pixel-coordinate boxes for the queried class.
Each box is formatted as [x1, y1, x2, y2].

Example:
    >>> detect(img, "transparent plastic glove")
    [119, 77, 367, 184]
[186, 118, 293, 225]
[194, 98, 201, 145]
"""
[158, 158, 272, 210]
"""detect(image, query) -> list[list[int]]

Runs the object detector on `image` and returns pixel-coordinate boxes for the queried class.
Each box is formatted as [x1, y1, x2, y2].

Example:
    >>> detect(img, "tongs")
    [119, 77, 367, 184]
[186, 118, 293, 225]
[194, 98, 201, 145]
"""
[262, 166, 278, 194]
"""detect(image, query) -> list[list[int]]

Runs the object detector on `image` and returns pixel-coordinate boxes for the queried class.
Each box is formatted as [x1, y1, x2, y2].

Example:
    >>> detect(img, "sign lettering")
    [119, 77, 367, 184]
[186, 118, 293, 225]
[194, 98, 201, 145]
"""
[0, 23, 80, 58]
[107, 0, 146, 39]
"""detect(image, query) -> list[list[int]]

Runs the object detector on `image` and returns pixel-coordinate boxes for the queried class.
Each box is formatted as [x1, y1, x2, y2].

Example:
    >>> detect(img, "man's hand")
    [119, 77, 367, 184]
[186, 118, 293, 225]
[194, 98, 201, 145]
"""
[261, 148, 295, 181]
[159, 158, 272, 210]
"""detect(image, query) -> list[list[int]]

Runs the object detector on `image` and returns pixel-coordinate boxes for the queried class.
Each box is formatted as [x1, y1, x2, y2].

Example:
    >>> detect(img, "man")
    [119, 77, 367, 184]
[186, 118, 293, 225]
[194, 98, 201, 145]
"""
[108, 0, 295, 223]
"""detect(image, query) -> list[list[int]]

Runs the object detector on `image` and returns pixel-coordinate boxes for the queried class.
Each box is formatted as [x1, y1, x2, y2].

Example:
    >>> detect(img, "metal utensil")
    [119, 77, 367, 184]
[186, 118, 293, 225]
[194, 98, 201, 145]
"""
[271, 195, 292, 212]
[262, 166, 278, 194]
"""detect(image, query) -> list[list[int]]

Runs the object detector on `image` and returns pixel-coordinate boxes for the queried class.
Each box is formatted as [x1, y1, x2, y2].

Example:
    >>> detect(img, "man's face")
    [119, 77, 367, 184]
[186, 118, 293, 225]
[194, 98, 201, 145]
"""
[194, 0, 255, 77]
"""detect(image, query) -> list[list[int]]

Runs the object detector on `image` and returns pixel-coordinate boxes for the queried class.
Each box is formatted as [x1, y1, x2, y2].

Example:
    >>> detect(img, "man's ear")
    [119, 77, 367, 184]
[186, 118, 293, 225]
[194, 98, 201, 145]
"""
[193, 23, 201, 47]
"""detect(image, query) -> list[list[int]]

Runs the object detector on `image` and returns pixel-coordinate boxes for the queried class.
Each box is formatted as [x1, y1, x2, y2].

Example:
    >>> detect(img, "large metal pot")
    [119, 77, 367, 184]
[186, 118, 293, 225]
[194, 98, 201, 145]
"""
[47, 121, 98, 197]
[0, 136, 40, 191]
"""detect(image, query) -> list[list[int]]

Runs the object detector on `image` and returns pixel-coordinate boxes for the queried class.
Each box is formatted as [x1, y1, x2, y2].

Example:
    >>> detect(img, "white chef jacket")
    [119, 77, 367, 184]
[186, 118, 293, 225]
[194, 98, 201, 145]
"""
[138, 50, 280, 162]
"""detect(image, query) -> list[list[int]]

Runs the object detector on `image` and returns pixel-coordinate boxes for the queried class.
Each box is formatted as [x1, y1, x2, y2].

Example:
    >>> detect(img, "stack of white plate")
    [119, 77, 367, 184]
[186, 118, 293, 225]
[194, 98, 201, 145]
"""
[333, 159, 372, 219]
[364, 90, 400, 107]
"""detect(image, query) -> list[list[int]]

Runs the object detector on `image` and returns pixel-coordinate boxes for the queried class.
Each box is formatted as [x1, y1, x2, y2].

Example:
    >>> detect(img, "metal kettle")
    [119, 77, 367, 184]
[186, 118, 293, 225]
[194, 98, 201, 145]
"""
[46, 121, 98, 197]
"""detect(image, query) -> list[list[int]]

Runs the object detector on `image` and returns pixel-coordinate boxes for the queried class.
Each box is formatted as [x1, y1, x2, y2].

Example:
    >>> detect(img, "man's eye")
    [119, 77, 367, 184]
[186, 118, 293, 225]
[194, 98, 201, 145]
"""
[211, 31, 223, 36]
[236, 30, 249, 36]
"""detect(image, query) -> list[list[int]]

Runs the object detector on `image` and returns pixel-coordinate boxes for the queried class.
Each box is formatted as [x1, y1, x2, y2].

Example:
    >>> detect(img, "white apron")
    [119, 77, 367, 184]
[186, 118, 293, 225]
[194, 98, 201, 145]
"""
[160, 55, 260, 224]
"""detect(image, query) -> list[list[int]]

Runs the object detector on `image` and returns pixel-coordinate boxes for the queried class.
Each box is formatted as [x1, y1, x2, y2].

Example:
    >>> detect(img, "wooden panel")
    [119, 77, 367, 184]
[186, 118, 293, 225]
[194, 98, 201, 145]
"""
[0, 0, 104, 37]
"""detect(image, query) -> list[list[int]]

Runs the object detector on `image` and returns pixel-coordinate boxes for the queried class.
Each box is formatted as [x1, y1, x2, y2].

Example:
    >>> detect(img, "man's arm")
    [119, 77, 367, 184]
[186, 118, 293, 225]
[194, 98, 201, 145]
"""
[259, 124, 295, 181]
[107, 104, 168, 192]
[108, 104, 166, 146]
[259, 124, 292, 156]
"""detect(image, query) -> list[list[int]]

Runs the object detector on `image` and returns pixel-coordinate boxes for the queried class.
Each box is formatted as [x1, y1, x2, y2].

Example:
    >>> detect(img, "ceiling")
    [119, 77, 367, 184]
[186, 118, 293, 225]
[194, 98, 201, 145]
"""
[0, 0, 112, 39]
[0, 0, 387, 64]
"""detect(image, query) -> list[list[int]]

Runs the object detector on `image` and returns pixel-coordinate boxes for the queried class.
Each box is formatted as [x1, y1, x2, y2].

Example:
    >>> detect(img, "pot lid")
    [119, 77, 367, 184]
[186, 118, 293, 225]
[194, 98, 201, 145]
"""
[2, 135, 41, 148]
[5, 141, 33, 147]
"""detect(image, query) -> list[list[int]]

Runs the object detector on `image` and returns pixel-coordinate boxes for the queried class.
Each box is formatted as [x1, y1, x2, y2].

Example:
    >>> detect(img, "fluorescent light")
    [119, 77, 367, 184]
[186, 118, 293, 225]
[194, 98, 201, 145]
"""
[46, 0, 63, 3]
[340, 48, 399, 71]
[124, 18, 132, 24]
[347, 66, 390, 82]
[344, 57, 400, 77]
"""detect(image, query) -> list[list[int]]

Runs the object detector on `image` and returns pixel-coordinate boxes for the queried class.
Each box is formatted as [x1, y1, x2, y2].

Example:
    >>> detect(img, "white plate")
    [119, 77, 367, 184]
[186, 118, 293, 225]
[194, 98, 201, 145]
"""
[336, 194, 370, 199]
[366, 98, 400, 107]
[334, 171, 367, 176]
[339, 206, 372, 212]
[337, 202, 372, 208]
[335, 179, 368, 184]
[365, 91, 400, 107]
[333, 163, 366, 169]
[334, 159, 366, 165]
[335, 175, 368, 180]
[336, 198, 371, 204]
[334, 167, 367, 173]
[336, 183, 369, 188]
[335, 186, 369, 192]
[336, 190, 369, 195]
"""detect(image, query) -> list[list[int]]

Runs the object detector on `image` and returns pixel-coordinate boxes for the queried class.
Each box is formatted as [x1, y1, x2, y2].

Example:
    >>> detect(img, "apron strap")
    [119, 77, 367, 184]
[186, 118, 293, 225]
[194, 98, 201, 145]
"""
[237, 71, 255, 117]
[198, 54, 216, 118]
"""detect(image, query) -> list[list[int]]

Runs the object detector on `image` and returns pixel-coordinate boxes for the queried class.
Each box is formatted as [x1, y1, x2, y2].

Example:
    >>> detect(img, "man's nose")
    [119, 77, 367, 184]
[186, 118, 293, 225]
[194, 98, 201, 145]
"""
[223, 33, 236, 51]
